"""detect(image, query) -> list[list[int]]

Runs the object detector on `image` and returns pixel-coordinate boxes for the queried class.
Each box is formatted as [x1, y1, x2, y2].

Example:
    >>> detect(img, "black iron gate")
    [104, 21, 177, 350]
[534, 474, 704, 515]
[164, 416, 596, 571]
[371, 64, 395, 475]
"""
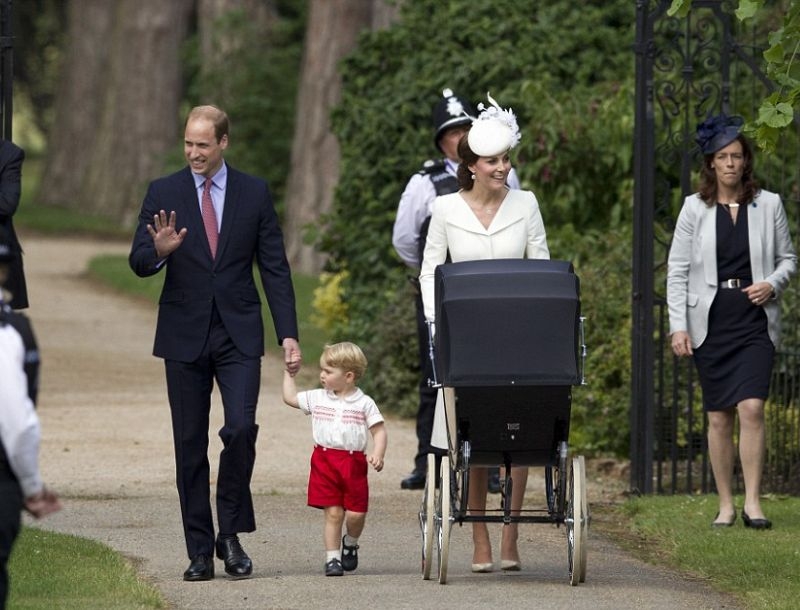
[632, 0, 800, 495]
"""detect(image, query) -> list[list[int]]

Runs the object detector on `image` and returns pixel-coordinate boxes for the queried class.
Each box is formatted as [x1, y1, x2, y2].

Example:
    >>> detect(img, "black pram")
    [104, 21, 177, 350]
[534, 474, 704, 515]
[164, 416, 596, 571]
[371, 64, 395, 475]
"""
[418, 258, 588, 586]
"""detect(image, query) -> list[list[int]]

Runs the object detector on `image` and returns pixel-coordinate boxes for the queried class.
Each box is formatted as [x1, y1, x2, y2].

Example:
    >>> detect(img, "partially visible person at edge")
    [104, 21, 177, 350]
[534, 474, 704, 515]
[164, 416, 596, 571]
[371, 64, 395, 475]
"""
[1, 227, 61, 610]
[667, 113, 796, 530]
[129, 105, 301, 581]
[0, 139, 29, 310]
[282, 342, 387, 577]
[419, 93, 549, 572]
[392, 88, 518, 493]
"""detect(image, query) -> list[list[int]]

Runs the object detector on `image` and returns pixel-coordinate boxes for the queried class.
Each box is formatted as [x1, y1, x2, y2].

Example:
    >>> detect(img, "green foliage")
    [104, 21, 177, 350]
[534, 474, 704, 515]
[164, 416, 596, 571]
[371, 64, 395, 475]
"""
[8, 527, 165, 608]
[671, 0, 800, 152]
[290, 272, 329, 367]
[11, 0, 68, 139]
[358, 280, 421, 419]
[552, 225, 633, 456]
[667, 0, 693, 18]
[324, 0, 636, 455]
[514, 78, 635, 230]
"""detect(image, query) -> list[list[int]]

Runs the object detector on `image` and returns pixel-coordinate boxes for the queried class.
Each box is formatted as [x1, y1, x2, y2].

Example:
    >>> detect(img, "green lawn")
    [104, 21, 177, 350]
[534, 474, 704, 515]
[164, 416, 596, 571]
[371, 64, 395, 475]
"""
[595, 494, 800, 610]
[7, 527, 165, 609]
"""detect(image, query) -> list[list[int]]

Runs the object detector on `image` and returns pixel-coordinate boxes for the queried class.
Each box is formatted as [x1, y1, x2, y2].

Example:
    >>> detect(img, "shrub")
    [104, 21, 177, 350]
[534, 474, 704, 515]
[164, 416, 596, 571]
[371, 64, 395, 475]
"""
[323, 0, 636, 456]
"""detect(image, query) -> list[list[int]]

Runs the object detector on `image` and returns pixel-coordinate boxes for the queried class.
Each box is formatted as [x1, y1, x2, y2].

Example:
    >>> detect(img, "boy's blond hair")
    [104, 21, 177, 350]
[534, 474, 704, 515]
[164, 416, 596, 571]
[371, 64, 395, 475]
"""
[322, 342, 368, 381]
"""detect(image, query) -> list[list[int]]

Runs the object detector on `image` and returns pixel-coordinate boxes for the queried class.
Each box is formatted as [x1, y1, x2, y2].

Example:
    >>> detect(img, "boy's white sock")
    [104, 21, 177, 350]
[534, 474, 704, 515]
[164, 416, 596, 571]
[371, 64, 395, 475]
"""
[326, 550, 341, 562]
[343, 534, 359, 547]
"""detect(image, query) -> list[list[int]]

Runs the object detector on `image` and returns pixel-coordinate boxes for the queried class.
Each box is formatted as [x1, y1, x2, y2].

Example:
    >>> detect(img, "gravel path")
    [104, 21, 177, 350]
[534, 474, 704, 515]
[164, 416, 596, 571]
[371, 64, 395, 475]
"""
[21, 234, 740, 609]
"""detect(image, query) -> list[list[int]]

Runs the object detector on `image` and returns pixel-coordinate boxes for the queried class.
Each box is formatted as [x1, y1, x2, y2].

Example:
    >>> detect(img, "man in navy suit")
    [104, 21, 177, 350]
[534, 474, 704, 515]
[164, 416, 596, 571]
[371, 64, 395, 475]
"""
[129, 105, 301, 581]
[0, 139, 28, 310]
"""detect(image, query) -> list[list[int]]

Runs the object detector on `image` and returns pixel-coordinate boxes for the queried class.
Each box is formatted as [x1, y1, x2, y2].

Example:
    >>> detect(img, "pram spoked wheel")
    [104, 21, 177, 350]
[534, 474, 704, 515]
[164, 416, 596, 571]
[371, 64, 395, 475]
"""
[436, 456, 452, 584]
[418, 452, 457, 584]
[567, 455, 588, 585]
[419, 453, 436, 579]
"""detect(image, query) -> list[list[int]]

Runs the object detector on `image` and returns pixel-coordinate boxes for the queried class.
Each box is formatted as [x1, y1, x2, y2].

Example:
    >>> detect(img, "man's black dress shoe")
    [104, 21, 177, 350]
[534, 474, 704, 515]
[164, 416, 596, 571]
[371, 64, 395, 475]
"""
[215, 534, 253, 578]
[183, 554, 214, 581]
[400, 471, 426, 490]
[742, 511, 772, 530]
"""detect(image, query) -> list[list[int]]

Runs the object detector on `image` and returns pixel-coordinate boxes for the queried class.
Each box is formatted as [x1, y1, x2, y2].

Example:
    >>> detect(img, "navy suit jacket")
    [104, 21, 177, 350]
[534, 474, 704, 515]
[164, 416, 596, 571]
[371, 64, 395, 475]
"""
[0, 140, 27, 309]
[129, 165, 298, 362]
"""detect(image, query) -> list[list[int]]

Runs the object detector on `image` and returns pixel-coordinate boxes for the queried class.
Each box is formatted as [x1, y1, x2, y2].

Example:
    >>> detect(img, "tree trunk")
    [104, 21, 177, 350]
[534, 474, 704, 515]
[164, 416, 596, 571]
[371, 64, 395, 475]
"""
[37, 0, 192, 226]
[283, 0, 399, 274]
[35, 0, 112, 212]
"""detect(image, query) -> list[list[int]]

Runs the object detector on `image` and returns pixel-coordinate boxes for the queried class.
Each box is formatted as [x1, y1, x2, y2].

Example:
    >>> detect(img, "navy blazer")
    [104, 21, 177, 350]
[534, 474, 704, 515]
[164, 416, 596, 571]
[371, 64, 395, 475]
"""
[129, 165, 298, 362]
[0, 140, 27, 309]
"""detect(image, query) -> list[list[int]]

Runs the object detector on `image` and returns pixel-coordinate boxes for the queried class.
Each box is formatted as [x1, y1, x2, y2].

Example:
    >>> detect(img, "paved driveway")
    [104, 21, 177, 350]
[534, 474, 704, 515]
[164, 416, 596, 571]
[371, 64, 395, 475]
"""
[23, 235, 739, 610]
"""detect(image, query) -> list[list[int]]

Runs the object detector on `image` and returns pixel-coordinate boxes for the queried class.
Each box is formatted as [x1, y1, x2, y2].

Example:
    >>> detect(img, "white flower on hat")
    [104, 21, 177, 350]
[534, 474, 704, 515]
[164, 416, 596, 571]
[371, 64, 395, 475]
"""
[468, 92, 521, 156]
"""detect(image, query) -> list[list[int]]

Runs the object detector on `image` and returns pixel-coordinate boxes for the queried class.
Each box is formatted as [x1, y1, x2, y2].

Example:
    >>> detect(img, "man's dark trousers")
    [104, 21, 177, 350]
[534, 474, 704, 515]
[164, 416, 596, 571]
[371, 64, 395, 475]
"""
[165, 306, 260, 559]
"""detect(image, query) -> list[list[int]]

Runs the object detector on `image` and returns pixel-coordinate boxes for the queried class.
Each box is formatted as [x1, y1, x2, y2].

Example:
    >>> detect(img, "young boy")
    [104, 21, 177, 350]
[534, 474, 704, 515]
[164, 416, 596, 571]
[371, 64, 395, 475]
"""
[282, 341, 387, 576]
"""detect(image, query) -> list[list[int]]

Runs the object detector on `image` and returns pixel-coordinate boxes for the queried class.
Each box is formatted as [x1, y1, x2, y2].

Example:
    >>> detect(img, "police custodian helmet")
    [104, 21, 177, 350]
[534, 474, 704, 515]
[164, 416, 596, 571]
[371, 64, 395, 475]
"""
[432, 88, 476, 152]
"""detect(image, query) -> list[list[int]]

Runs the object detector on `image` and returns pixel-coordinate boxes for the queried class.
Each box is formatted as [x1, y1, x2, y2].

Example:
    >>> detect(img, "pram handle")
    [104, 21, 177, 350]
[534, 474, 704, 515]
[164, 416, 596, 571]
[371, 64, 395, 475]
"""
[426, 320, 440, 388]
[579, 316, 587, 386]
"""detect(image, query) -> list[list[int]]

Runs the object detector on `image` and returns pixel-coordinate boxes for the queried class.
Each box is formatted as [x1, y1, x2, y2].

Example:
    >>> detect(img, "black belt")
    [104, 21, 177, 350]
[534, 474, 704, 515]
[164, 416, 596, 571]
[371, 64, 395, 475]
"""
[719, 279, 751, 288]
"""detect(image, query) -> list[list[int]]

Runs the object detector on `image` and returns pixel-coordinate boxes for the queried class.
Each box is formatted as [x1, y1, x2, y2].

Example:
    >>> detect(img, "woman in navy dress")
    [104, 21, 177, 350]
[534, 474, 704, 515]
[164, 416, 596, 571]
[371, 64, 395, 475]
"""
[667, 114, 796, 529]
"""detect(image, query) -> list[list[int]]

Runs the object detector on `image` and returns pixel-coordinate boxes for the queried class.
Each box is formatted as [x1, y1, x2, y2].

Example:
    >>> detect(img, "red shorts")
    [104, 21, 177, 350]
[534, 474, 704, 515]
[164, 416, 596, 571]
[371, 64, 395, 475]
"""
[307, 445, 369, 512]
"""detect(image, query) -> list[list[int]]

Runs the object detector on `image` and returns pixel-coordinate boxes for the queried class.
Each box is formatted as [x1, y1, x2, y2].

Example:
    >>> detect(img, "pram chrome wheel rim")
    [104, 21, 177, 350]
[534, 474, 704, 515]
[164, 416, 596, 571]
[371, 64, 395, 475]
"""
[567, 455, 588, 585]
[420, 453, 436, 580]
[437, 456, 452, 584]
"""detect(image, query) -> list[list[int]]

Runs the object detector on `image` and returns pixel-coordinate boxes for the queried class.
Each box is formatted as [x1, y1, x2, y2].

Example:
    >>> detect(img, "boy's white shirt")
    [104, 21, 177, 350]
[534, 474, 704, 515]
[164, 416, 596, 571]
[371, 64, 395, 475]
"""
[296, 387, 384, 452]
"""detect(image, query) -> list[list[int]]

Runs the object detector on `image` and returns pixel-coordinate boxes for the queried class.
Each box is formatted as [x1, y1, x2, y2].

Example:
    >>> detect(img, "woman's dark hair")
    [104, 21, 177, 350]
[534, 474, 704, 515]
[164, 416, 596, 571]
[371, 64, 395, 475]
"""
[456, 133, 480, 190]
[697, 134, 758, 206]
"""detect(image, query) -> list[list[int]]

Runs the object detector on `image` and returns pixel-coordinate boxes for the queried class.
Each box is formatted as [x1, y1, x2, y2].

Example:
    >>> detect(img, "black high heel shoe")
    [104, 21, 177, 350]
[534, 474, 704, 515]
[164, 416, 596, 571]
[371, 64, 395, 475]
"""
[711, 512, 736, 528]
[742, 511, 772, 530]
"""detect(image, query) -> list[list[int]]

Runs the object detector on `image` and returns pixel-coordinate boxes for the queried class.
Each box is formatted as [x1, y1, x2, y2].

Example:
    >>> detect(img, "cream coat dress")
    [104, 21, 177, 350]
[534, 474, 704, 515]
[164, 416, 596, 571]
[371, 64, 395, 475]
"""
[419, 188, 550, 450]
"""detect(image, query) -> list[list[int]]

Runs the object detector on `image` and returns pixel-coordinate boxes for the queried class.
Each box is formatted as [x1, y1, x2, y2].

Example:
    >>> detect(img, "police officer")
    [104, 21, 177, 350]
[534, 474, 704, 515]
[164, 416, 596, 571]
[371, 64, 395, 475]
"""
[393, 89, 519, 490]
[0, 227, 60, 609]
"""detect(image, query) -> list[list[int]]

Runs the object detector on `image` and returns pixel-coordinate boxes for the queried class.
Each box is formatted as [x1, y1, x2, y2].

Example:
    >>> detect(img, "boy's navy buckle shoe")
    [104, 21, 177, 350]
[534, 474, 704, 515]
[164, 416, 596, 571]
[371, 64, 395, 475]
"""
[341, 536, 359, 571]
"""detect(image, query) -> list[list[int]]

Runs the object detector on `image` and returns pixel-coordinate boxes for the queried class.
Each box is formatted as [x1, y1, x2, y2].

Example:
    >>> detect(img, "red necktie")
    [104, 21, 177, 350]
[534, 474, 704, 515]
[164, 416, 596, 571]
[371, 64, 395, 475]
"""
[201, 177, 218, 258]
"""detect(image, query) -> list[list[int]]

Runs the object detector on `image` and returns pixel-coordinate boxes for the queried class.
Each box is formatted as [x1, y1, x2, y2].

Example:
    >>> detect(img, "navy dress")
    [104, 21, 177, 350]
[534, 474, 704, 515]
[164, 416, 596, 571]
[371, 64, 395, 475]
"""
[693, 204, 774, 411]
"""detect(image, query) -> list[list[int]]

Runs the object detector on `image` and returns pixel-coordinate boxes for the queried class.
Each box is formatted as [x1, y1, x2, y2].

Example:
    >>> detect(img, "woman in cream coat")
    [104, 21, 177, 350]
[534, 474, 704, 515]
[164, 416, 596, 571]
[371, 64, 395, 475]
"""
[419, 94, 549, 572]
[667, 114, 796, 530]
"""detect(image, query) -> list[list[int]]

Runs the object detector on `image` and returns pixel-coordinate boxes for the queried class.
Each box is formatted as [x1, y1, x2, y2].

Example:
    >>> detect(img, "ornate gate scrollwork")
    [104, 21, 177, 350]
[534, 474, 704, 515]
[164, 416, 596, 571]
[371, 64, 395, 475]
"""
[633, 0, 800, 495]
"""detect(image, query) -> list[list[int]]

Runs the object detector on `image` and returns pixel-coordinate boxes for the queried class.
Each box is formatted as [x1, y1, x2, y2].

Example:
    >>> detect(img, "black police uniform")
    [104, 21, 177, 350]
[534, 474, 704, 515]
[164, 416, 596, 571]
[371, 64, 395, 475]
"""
[0, 301, 40, 607]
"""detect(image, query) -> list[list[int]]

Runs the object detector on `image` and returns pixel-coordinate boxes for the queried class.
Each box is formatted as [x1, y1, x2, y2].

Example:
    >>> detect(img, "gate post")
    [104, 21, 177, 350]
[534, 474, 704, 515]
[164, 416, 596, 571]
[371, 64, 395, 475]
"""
[0, 0, 12, 139]
[631, 0, 663, 494]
